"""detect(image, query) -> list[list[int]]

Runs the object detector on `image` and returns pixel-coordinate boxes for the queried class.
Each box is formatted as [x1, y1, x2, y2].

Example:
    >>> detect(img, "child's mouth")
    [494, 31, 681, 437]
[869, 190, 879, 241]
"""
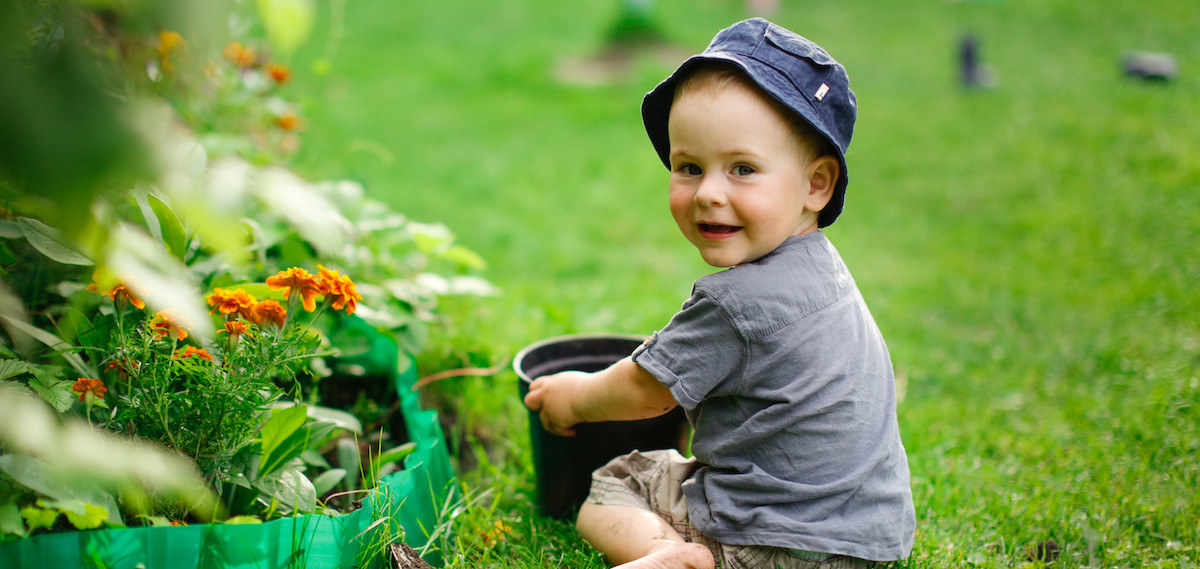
[698, 223, 742, 239]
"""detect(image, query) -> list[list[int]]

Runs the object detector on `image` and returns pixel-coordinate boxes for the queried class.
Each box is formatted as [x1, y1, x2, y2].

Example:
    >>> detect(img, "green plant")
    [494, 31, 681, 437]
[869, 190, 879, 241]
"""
[0, 387, 217, 537]
[0, 3, 472, 566]
[0, 263, 365, 531]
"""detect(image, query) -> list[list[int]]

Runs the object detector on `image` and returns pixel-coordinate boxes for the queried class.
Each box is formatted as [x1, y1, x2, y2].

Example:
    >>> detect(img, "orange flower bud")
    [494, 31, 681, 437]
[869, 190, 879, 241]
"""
[105, 358, 139, 379]
[266, 63, 291, 84]
[151, 311, 191, 341]
[222, 41, 256, 67]
[174, 346, 213, 361]
[159, 31, 186, 53]
[274, 113, 301, 132]
[219, 320, 250, 336]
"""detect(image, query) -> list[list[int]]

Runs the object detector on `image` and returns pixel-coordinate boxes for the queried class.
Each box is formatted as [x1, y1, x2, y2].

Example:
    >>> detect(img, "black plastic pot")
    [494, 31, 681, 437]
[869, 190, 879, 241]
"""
[515, 334, 690, 519]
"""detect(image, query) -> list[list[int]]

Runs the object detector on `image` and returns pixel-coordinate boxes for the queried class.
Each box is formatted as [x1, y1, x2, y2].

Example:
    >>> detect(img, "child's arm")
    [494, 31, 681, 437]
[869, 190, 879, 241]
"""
[523, 357, 678, 436]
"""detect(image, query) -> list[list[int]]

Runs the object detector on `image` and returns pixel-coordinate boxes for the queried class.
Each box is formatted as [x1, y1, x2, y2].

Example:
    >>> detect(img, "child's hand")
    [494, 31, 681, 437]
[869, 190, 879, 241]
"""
[523, 371, 588, 437]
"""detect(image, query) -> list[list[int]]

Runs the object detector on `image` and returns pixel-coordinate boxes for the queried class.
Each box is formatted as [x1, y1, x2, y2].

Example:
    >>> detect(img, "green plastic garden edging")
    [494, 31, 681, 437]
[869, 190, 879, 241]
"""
[0, 359, 455, 569]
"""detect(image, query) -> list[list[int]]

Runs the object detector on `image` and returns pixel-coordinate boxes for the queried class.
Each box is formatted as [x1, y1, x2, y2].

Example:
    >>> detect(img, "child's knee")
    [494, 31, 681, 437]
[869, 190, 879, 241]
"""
[574, 501, 623, 538]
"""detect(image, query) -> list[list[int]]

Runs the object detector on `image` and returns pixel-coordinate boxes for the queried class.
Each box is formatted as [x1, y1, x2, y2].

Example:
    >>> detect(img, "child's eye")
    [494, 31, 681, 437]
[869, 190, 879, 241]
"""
[677, 163, 702, 176]
[732, 164, 755, 176]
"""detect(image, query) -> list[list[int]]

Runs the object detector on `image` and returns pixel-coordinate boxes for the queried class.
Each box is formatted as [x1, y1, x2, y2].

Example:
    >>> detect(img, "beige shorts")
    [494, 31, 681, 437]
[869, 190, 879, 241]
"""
[586, 449, 875, 569]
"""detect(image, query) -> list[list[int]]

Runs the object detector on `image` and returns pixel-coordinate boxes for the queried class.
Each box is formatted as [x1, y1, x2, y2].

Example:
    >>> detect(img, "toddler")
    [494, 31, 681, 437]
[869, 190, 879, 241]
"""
[525, 18, 914, 569]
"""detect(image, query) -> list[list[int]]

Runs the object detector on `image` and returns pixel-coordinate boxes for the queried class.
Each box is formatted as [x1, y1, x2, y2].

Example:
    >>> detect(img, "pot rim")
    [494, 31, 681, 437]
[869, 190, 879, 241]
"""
[513, 333, 648, 384]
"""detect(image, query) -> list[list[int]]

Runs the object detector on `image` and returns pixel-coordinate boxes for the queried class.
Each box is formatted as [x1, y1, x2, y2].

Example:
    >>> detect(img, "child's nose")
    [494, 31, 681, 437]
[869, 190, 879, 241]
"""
[693, 175, 728, 207]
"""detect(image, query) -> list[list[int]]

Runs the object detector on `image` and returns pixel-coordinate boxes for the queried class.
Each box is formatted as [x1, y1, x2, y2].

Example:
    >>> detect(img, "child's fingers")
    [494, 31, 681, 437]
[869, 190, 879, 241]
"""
[523, 384, 543, 410]
[541, 414, 576, 437]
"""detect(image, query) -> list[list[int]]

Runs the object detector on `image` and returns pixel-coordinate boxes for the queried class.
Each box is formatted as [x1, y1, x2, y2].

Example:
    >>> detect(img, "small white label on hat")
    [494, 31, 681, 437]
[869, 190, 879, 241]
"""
[814, 83, 830, 101]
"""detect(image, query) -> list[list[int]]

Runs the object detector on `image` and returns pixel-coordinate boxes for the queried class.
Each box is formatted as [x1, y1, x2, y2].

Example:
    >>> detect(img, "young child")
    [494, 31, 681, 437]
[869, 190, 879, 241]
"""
[524, 18, 914, 569]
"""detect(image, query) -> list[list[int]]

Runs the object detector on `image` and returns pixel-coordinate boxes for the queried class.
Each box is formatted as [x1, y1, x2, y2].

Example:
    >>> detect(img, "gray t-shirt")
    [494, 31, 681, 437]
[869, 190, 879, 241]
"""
[631, 231, 915, 561]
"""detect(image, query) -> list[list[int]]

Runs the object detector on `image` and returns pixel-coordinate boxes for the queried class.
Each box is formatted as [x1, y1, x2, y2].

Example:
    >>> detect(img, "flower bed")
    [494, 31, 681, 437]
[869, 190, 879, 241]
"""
[0, 360, 454, 569]
[0, 3, 483, 565]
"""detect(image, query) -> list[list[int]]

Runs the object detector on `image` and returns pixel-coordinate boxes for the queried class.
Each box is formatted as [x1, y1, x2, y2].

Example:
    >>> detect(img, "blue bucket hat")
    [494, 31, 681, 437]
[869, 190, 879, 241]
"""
[642, 18, 857, 228]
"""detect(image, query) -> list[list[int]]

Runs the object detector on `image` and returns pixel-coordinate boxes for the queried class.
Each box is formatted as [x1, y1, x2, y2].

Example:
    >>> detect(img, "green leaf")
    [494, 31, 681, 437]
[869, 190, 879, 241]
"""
[409, 222, 453, 255]
[253, 464, 317, 513]
[224, 515, 262, 525]
[256, 0, 316, 56]
[256, 167, 348, 256]
[132, 190, 189, 261]
[49, 500, 108, 530]
[138, 515, 172, 527]
[0, 380, 34, 401]
[335, 438, 360, 492]
[20, 506, 57, 531]
[257, 404, 309, 477]
[438, 244, 487, 270]
[0, 503, 26, 537]
[369, 442, 416, 481]
[0, 220, 23, 239]
[0, 315, 93, 377]
[17, 217, 92, 266]
[305, 405, 362, 434]
[130, 190, 162, 243]
[306, 421, 337, 448]
[26, 370, 75, 413]
[312, 468, 346, 496]
[0, 455, 74, 502]
[0, 359, 34, 381]
[66, 308, 111, 352]
[299, 449, 330, 469]
[149, 194, 188, 261]
[0, 455, 121, 524]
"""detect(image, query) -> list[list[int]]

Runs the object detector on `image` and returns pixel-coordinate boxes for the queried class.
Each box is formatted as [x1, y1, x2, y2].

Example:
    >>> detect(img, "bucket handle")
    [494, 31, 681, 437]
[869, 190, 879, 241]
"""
[410, 359, 510, 391]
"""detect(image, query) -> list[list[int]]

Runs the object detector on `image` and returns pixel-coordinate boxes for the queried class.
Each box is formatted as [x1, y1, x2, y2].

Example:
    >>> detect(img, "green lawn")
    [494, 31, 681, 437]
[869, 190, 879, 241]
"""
[286, 1, 1199, 567]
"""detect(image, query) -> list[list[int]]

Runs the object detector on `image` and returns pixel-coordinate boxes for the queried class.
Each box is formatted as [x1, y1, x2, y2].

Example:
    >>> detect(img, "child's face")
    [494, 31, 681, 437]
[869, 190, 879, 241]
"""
[667, 82, 823, 267]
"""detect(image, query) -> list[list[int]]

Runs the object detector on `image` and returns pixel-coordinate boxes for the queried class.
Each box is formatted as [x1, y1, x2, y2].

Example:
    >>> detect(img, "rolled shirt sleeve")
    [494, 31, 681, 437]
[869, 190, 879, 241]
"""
[632, 291, 746, 411]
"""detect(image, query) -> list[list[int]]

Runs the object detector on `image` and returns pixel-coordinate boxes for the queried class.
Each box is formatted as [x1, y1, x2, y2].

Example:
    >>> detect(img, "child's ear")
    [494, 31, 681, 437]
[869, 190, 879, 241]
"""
[804, 155, 839, 212]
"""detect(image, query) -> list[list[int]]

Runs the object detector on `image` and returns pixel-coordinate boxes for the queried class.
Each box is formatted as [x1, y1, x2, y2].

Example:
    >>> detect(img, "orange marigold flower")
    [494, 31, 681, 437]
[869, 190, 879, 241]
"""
[250, 299, 287, 328]
[158, 31, 186, 53]
[105, 358, 139, 378]
[274, 113, 301, 132]
[267, 267, 321, 312]
[266, 63, 291, 84]
[72, 378, 107, 402]
[88, 274, 146, 310]
[156, 31, 186, 74]
[110, 284, 146, 309]
[206, 287, 258, 320]
[222, 41, 256, 67]
[315, 265, 340, 286]
[150, 310, 191, 341]
[219, 320, 250, 336]
[174, 346, 213, 361]
[480, 520, 514, 546]
[316, 265, 363, 315]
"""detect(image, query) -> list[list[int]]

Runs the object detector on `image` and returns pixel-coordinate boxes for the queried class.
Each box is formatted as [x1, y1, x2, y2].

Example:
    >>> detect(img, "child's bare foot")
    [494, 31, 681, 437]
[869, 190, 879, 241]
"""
[613, 541, 714, 569]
